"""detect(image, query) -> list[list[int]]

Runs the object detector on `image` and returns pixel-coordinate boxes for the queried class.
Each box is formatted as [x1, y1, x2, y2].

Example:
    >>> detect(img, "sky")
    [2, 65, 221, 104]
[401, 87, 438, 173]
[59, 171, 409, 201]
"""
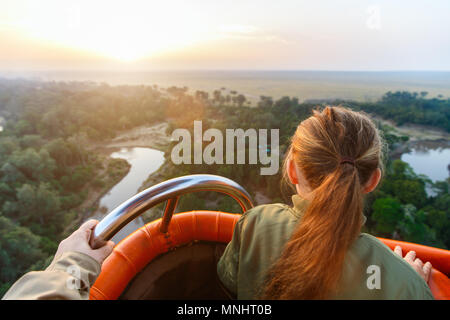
[0, 0, 449, 71]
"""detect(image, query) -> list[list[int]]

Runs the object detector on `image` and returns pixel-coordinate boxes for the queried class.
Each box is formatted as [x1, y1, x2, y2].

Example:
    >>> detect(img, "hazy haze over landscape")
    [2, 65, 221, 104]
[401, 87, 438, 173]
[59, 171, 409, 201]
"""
[3, 70, 450, 103]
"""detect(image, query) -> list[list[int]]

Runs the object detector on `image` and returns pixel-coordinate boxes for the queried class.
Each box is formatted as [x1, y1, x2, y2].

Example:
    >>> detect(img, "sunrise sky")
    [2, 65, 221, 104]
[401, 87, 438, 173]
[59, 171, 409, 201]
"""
[1, 0, 449, 71]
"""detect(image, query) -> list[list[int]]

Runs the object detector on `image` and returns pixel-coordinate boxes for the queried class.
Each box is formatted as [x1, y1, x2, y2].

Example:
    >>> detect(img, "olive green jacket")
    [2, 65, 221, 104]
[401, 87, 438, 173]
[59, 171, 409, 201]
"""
[2, 251, 100, 300]
[217, 195, 434, 300]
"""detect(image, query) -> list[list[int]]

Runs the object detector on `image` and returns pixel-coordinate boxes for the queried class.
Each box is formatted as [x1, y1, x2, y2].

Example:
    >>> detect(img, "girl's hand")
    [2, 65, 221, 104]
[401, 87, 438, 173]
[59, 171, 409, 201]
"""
[394, 245, 432, 284]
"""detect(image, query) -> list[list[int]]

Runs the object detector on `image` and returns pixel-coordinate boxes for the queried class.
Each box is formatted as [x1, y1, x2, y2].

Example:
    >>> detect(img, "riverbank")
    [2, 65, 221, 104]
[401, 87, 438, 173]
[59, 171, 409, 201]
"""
[137, 158, 173, 222]
[390, 134, 450, 160]
[373, 115, 450, 142]
[92, 122, 171, 153]
[372, 114, 450, 163]
[64, 155, 130, 235]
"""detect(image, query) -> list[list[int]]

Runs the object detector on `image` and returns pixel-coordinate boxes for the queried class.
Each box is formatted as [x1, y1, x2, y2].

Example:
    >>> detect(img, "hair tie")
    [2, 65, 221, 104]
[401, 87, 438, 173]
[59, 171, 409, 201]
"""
[340, 157, 356, 166]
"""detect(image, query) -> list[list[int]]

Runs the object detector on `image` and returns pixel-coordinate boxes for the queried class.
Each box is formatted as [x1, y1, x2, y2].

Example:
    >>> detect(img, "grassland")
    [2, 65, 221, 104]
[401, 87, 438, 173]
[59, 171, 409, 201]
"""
[10, 70, 450, 103]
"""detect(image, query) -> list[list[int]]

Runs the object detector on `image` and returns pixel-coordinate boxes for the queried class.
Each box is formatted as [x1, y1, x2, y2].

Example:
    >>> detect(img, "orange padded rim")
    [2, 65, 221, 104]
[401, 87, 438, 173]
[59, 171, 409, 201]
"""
[378, 238, 450, 276]
[378, 237, 450, 300]
[90, 211, 240, 300]
[90, 211, 450, 300]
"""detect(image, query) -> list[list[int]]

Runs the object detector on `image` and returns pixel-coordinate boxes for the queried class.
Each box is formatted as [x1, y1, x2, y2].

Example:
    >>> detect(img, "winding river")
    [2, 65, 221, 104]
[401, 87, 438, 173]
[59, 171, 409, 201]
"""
[96, 147, 165, 243]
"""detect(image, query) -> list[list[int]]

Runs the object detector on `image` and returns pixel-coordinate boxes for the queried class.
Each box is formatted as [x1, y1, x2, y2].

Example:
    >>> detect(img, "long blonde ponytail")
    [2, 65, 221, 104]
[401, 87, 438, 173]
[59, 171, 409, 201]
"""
[260, 106, 382, 299]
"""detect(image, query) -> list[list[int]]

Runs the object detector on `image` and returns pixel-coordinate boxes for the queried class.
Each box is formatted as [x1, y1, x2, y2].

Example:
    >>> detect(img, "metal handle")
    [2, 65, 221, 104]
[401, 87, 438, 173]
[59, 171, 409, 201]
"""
[89, 174, 254, 249]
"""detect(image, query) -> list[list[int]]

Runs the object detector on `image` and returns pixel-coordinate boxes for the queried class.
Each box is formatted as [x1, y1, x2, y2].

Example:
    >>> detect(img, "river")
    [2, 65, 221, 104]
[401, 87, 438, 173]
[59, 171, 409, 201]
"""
[95, 147, 165, 243]
[400, 141, 450, 183]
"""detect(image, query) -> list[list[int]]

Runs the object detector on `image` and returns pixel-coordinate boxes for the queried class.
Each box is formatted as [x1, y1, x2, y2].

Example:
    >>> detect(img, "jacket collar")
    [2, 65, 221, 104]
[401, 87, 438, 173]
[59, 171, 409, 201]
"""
[291, 194, 308, 219]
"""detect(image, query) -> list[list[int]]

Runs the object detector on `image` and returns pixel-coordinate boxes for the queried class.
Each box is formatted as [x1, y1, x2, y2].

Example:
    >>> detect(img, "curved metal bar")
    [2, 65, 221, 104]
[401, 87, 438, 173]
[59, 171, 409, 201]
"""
[90, 174, 254, 249]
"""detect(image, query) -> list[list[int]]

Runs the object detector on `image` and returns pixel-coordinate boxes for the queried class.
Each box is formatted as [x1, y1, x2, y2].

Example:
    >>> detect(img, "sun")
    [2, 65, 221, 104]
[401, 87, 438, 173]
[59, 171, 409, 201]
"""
[14, 1, 213, 62]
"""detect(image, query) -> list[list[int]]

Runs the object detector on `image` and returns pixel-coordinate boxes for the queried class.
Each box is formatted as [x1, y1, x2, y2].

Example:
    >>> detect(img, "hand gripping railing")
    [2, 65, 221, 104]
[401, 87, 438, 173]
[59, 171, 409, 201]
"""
[89, 174, 254, 249]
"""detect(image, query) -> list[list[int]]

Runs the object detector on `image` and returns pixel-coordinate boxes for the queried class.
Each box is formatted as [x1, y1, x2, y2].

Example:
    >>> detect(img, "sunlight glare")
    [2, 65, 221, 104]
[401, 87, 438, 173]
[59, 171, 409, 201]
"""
[14, 0, 213, 62]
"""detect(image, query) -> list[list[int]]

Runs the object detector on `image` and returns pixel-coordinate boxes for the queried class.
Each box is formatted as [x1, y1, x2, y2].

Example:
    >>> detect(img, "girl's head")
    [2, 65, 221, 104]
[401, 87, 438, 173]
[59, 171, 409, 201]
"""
[286, 106, 383, 199]
[261, 106, 384, 299]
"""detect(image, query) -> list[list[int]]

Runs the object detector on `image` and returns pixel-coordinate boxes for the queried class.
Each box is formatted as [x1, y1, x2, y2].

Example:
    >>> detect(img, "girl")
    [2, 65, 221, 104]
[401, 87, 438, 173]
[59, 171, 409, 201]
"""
[217, 106, 433, 300]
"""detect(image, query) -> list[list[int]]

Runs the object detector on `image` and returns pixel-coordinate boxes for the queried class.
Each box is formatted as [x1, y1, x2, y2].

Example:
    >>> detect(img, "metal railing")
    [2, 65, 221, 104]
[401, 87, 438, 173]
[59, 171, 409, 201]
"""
[89, 174, 254, 249]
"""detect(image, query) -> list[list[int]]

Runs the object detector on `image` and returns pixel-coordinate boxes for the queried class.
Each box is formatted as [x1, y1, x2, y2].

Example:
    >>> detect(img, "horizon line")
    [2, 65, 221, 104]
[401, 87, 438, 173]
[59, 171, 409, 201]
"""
[1, 69, 450, 73]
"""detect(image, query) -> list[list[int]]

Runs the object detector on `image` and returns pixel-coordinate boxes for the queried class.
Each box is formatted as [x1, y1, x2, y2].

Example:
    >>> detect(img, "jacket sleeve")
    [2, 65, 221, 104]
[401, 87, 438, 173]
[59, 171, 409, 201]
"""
[216, 214, 246, 295]
[2, 251, 101, 300]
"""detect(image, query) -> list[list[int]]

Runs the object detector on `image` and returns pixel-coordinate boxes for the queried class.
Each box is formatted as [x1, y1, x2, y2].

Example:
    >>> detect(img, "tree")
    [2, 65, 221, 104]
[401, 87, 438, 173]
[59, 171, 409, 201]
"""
[44, 138, 71, 167]
[0, 162, 26, 185]
[398, 204, 436, 245]
[392, 180, 427, 208]
[0, 215, 47, 296]
[9, 148, 56, 181]
[236, 94, 246, 107]
[14, 183, 61, 227]
[372, 197, 403, 235]
[67, 133, 88, 166]
[213, 90, 221, 105]
[382, 160, 428, 208]
[258, 96, 274, 108]
[20, 135, 43, 149]
[0, 137, 19, 161]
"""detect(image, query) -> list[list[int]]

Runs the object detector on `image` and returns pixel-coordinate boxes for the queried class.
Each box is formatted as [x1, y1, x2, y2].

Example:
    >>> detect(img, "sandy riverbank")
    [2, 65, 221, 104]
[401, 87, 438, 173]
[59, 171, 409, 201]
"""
[93, 122, 171, 152]
[372, 115, 450, 142]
